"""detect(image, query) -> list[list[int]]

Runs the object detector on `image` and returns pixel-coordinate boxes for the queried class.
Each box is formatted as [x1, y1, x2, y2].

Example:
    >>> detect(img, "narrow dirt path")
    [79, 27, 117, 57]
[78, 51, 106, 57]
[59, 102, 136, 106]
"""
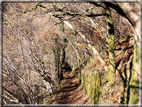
[52, 71, 91, 104]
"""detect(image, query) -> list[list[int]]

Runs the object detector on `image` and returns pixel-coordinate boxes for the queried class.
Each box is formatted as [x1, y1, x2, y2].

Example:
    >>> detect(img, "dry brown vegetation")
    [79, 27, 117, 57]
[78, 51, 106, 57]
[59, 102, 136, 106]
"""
[2, 2, 140, 105]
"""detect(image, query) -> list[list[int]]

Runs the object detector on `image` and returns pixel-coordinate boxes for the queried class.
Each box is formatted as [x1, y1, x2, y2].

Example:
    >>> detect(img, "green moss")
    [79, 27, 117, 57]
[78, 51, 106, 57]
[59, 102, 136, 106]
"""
[90, 74, 95, 98]
[129, 88, 139, 104]
[105, 7, 115, 83]
[53, 101, 58, 104]
[57, 79, 66, 90]
[32, 3, 40, 10]
[85, 73, 91, 96]
[129, 70, 139, 104]
[81, 73, 85, 87]
[130, 70, 139, 87]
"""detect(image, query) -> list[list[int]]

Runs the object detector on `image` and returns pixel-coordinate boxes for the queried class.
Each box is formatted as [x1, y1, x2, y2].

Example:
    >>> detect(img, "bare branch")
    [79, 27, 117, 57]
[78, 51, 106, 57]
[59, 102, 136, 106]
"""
[63, 20, 107, 70]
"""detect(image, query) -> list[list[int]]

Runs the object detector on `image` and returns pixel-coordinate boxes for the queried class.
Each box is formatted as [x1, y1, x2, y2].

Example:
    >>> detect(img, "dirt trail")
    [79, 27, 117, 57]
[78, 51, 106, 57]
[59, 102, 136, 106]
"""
[52, 71, 91, 104]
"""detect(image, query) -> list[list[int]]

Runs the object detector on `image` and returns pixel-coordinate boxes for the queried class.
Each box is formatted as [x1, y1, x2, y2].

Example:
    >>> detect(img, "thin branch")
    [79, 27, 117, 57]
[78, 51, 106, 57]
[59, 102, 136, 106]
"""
[3, 56, 27, 85]
[117, 3, 140, 47]
[87, 17, 108, 46]
[61, 33, 85, 67]
[3, 90, 19, 103]
[62, 19, 107, 70]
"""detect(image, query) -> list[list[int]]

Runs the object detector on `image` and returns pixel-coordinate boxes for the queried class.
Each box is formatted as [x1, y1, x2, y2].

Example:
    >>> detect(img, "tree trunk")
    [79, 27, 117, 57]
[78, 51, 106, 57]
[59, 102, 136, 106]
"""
[105, 7, 115, 84]
[117, 3, 140, 104]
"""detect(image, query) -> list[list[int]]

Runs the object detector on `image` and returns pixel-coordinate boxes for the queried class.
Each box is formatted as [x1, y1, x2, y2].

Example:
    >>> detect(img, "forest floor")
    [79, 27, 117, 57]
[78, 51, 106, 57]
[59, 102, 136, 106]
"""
[48, 71, 91, 104]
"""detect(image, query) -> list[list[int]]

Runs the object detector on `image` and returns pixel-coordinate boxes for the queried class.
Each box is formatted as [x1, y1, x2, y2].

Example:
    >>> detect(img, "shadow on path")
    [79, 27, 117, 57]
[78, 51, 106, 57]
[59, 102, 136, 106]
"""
[54, 71, 91, 104]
